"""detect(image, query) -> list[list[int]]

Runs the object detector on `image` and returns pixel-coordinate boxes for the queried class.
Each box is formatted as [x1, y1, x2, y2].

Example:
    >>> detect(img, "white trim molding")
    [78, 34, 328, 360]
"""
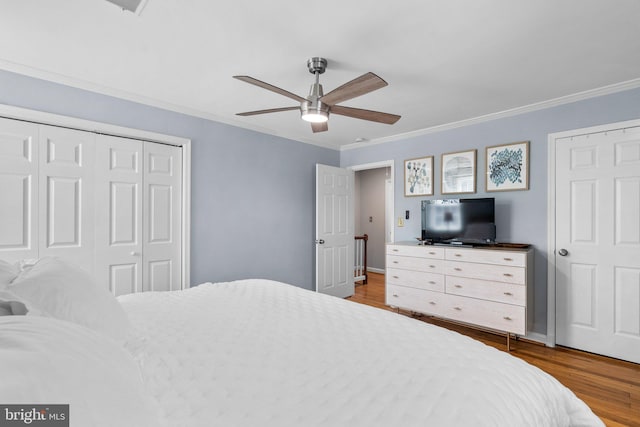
[343, 77, 640, 151]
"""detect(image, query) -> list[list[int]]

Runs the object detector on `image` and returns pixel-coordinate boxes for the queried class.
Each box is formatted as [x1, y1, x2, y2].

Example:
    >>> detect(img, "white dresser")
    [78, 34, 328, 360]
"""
[386, 242, 533, 345]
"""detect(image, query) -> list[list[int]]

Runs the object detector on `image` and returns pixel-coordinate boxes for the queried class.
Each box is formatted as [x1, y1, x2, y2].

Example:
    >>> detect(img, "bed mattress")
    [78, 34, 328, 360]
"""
[118, 279, 602, 427]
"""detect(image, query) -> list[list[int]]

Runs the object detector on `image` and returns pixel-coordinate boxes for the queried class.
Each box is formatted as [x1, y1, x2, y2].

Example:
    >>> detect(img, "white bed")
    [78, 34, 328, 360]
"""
[0, 258, 603, 426]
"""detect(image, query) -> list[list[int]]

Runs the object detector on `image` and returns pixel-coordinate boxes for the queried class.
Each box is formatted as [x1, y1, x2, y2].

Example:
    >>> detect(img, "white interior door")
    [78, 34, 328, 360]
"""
[95, 135, 143, 295]
[38, 125, 95, 272]
[315, 164, 354, 298]
[0, 118, 39, 262]
[555, 126, 640, 363]
[143, 142, 182, 292]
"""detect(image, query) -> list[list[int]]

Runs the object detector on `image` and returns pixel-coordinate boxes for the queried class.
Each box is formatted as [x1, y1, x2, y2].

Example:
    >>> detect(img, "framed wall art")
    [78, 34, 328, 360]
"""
[486, 141, 530, 192]
[404, 156, 434, 196]
[441, 149, 476, 194]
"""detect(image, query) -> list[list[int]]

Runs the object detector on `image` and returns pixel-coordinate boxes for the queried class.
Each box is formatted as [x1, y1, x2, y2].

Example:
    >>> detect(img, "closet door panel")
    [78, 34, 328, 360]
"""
[143, 142, 182, 292]
[0, 118, 39, 262]
[39, 125, 95, 272]
[95, 135, 143, 295]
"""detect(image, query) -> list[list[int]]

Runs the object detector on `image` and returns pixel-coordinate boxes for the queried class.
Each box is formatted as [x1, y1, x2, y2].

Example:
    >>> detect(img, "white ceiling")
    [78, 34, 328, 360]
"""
[1, 0, 640, 150]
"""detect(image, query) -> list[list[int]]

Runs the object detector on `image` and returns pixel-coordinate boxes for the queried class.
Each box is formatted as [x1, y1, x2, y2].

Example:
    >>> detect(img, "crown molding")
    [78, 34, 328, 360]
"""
[341, 77, 640, 151]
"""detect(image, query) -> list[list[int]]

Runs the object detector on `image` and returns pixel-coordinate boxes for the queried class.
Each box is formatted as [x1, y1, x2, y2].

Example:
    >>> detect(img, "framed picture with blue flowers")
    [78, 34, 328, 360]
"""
[404, 156, 434, 196]
[486, 141, 530, 192]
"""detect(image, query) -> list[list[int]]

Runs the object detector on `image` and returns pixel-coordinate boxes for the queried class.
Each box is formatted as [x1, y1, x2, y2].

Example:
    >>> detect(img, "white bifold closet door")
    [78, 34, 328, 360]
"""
[95, 135, 182, 296]
[0, 118, 40, 262]
[0, 117, 182, 296]
[39, 125, 95, 272]
[0, 120, 95, 267]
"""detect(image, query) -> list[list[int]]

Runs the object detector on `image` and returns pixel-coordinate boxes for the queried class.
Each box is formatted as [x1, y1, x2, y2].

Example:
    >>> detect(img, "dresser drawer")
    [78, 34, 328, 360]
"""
[445, 276, 525, 306]
[387, 268, 444, 292]
[445, 260, 525, 285]
[387, 244, 445, 259]
[443, 294, 526, 335]
[445, 248, 526, 267]
[387, 255, 444, 274]
[386, 284, 446, 316]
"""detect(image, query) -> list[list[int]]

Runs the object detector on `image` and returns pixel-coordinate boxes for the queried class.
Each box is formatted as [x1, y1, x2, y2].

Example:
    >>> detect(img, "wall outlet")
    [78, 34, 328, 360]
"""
[397, 217, 404, 227]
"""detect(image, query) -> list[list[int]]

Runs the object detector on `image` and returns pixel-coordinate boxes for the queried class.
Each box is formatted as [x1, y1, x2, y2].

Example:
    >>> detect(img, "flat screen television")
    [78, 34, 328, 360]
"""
[421, 198, 496, 245]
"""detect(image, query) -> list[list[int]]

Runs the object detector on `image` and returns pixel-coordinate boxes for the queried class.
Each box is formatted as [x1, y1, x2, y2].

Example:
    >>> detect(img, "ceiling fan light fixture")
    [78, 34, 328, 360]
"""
[301, 99, 329, 123]
[234, 56, 401, 133]
[301, 109, 329, 123]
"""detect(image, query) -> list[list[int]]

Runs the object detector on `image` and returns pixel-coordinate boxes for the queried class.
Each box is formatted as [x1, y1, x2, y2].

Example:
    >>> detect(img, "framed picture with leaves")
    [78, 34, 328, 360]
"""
[486, 141, 530, 192]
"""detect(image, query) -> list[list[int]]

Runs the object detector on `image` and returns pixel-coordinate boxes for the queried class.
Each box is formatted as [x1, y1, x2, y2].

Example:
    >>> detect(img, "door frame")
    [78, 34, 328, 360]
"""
[0, 103, 192, 289]
[546, 117, 640, 347]
[347, 160, 395, 245]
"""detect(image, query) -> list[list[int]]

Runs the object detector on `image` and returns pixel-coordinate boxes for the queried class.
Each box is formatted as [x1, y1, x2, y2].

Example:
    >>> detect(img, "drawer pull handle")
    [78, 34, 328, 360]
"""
[503, 257, 513, 261]
[503, 273, 513, 277]
[392, 294, 399, 298]
[392, 276, 399, 279]
[454, 267, 462, 271]
[454, 253, 462, 257]
[393, 261, 399, 264]
[503, 316, 512, 321]
[429, 301, 436, 305]
[392, 249, 399, 252]
[503, 292, 513, 296]
[428, 281, 436, 284]
[454, 307, 462, 311]
[454, 284, 462, 288]
[428, 251, 436, 255]
[429, 265, 436, 268]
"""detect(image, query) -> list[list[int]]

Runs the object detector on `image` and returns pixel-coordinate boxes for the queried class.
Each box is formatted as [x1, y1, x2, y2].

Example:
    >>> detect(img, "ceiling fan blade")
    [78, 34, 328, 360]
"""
[311, 122, 328, 133]
[320, 72, 388, 106]
[236, 106, 299, 116]
[233, 76, 306, 103]
[331, 105, 400, 124]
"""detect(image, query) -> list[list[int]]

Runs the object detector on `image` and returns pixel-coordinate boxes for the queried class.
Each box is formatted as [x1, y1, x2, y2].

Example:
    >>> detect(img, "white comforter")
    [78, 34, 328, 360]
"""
[119, 279, 603, 427]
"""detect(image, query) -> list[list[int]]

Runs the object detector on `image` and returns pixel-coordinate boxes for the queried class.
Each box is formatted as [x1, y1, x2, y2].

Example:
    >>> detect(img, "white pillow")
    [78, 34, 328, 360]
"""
[9, 257, 130, 342]
[0, 259, 19, 285]
[0, 315, 165, 427]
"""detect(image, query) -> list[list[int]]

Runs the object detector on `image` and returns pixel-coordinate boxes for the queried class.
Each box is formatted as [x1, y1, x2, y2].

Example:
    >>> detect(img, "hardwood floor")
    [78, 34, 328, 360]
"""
[347, 272, 640, 427]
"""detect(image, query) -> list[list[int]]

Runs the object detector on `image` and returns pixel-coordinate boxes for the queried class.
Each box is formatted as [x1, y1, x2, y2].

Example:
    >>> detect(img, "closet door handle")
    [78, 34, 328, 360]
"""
[130, 251, 140, 256]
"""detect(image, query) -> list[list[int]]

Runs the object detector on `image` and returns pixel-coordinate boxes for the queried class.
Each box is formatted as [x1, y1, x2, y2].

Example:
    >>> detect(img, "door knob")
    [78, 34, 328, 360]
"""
[130, 251, 140, 256]
[558, 248, 569, 257]
[315, 239, 325, 244]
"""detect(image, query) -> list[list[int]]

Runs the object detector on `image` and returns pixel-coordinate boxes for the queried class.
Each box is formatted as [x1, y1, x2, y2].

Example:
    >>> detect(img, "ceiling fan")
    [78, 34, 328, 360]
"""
[233, 57, 401, 133]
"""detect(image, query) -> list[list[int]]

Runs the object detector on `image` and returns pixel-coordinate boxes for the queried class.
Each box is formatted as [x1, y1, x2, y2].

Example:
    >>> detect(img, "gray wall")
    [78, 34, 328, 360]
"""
[355, 168, 389, 271]
[342, 87, 640, 334]
[0, 70, 339, 290]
